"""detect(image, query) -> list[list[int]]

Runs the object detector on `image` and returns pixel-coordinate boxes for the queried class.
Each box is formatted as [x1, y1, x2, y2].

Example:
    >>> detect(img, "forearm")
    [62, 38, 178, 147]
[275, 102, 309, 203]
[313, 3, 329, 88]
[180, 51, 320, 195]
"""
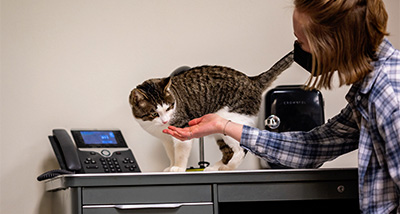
[240, 125, 358, 168]
[221, 119, 244, 142]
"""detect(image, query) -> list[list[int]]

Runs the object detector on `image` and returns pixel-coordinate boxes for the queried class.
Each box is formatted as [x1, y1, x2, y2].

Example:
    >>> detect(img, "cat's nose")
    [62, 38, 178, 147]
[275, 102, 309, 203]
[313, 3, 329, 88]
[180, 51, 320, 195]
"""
[162, 121, 168, 124]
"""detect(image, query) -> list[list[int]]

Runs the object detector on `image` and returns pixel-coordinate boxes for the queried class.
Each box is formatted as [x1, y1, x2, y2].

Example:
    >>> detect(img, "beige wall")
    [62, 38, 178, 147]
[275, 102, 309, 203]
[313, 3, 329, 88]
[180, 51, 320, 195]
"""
[1, 0, 399, 213]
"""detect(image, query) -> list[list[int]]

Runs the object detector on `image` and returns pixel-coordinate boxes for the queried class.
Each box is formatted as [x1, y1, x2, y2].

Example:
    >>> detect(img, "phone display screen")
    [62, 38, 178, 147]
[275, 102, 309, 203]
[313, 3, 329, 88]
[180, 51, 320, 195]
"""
[72, 130, 128, 148]
[81, 131, 117, 145]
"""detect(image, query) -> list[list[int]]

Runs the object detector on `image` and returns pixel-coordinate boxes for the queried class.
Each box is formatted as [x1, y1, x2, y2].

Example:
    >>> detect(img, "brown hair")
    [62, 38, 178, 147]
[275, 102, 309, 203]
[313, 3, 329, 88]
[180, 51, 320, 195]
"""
[294, 0, 389, 89]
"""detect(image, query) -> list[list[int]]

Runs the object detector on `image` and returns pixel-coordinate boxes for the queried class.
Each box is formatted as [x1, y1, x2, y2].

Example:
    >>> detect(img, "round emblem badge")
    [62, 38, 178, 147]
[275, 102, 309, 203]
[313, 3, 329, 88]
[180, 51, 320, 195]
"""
[265, 115, 280, 130]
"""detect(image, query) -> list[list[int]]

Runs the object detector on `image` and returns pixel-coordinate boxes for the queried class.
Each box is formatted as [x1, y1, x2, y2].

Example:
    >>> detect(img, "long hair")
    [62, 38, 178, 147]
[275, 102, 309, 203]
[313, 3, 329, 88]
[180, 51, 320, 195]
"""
[294, 0, 389, 89]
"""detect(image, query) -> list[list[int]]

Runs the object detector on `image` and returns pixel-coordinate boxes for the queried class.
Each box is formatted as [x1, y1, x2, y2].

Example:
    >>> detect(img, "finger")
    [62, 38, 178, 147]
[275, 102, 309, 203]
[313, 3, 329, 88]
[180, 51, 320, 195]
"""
[174, 129, 190, 138]
[167, 126, 179, 131]
[188, 116, 203, 126]
[162, 129, 174, 135]
[166, 125, 189, 135]
[168, 126, 190, 135]
[163, 129, 186, 141]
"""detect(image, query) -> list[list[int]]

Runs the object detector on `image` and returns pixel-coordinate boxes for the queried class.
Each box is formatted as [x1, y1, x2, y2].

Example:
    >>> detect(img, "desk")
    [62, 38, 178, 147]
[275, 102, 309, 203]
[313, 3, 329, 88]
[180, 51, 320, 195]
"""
[45, 168, 359, 214]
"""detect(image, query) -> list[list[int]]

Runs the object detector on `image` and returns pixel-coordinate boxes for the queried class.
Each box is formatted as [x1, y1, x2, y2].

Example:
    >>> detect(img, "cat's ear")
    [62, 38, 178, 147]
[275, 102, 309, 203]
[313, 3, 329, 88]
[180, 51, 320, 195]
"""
[163, 77, 172, 93]
[129, 88, 148, 105]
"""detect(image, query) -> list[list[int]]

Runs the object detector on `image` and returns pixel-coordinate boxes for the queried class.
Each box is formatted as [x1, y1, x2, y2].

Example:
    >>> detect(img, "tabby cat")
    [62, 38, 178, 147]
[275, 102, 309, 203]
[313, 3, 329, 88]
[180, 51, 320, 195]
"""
[129, 51, 293, 172]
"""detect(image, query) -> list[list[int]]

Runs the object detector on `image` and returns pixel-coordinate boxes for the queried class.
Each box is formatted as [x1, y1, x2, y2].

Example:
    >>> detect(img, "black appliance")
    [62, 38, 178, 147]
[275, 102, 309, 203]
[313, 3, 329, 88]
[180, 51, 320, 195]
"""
[263, 85, 325, 168]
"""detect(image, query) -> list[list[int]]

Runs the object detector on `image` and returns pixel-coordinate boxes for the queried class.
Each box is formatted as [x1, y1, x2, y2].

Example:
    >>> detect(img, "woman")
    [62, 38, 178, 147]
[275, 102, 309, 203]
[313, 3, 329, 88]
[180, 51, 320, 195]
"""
[164, 0, 400, 213]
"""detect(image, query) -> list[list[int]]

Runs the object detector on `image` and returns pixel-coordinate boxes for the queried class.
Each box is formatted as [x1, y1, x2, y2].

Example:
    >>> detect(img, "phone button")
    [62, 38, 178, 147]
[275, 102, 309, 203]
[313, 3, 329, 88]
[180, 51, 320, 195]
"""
[101, 149, 111, 157]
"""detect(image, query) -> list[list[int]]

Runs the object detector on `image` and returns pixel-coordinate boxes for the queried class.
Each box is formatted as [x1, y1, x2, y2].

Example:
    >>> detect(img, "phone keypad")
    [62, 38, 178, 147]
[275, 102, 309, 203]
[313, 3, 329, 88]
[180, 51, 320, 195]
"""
[84, 157, 96, 164]
[78, 150, 140, 173]
[100, 158, 122, 173]
[123, 158, 139, 172]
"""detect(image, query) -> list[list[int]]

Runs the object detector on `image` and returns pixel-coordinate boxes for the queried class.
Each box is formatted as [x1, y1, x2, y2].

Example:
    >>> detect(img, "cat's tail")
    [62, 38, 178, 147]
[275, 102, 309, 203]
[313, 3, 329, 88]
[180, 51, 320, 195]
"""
[251, 51, 294, 91]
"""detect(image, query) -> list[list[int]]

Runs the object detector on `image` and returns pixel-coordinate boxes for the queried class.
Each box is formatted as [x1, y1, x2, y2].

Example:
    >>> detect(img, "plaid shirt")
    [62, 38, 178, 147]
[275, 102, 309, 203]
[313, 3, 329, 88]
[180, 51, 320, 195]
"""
[240, 38, 400, 213]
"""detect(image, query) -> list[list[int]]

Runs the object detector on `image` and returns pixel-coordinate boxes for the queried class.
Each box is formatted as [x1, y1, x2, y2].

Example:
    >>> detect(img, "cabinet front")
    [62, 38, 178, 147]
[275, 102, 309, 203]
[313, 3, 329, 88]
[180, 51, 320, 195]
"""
[82, 185, 214, 214]
[83, 203, 213, 214]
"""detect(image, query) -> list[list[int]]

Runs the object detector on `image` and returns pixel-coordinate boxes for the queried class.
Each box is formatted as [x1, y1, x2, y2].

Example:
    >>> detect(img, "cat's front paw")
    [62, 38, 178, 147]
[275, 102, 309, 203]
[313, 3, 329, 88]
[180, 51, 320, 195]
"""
[218, 165, 233, 171]
[169, 166, 186, 172]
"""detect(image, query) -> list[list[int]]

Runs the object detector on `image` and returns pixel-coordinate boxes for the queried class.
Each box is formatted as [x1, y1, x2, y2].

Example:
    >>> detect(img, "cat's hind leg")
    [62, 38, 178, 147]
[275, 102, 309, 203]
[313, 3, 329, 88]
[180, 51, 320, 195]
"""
[217, 139, 234, 167]
[219, 136, 246, 170]
[204, 139, 235, 171]
[205, 136, 245, 171]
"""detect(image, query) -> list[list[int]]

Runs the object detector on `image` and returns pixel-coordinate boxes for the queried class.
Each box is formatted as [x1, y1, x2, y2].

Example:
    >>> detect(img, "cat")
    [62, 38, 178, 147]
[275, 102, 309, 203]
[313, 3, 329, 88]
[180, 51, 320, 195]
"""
[129, 51, 293, 172]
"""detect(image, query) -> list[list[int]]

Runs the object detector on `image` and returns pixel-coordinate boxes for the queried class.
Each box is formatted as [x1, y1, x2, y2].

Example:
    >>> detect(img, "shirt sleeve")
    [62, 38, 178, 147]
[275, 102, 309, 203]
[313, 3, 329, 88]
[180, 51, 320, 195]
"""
[240, 104, 360, 168]
[381, 109, 400, 186]
[374, 86, 400, 193]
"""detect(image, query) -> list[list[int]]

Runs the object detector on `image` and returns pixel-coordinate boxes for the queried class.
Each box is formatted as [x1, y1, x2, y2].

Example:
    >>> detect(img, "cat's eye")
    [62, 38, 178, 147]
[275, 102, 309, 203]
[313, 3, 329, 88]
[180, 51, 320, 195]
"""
[151, 112, 159, 117]
[166, 104, 174, 111]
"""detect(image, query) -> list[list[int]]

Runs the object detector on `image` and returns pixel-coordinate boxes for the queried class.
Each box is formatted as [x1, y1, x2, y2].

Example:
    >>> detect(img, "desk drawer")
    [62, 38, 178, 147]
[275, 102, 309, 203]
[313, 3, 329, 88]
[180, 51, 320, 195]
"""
[83, 185, 212, 205]
[218, 181, 357, 202]
[83, 203, 213, 214]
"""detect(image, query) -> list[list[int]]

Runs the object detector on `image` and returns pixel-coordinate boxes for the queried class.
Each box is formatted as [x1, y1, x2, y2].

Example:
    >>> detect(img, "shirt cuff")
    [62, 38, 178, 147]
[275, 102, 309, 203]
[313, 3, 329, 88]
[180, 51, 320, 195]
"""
[240, 125, 261, 152]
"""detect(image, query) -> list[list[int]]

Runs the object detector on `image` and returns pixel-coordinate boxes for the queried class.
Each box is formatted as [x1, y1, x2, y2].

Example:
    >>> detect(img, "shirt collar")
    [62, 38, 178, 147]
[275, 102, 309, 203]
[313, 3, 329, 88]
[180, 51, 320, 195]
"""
[345, 38, 396, 102]
[358, 38, 396, 95]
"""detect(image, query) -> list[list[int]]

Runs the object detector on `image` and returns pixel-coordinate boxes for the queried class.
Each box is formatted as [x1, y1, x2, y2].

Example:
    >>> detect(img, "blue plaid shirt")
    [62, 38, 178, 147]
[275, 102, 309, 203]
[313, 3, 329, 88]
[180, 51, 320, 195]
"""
[240, 38, 400, 213]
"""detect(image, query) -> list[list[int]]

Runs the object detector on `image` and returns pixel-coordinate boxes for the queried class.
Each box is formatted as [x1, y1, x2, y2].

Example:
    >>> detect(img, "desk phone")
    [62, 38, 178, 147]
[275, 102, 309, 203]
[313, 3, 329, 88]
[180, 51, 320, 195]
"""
[71, 129, 141, 173]
[38, 129, 140, 181]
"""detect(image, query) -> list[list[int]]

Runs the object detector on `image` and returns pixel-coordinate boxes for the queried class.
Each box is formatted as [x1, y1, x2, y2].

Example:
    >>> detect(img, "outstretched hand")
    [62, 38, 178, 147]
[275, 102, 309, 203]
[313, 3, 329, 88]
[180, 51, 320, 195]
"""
[163, 114, 244, 142]
[163, 114, 226, 141]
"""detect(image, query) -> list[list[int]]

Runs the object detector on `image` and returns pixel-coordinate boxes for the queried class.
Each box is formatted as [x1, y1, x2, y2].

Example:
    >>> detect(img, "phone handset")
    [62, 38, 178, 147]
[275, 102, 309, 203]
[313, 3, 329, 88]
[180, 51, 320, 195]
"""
[37, 129, 81, 181]
[50, 129, 82, 172]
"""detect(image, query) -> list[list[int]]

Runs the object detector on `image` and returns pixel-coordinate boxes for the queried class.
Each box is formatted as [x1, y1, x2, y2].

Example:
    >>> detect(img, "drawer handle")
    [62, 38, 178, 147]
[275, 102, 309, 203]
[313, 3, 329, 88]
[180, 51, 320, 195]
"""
[115, 204, 182, 210]
[84, 202, 213, 210]
[116, 202, 212, 210]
